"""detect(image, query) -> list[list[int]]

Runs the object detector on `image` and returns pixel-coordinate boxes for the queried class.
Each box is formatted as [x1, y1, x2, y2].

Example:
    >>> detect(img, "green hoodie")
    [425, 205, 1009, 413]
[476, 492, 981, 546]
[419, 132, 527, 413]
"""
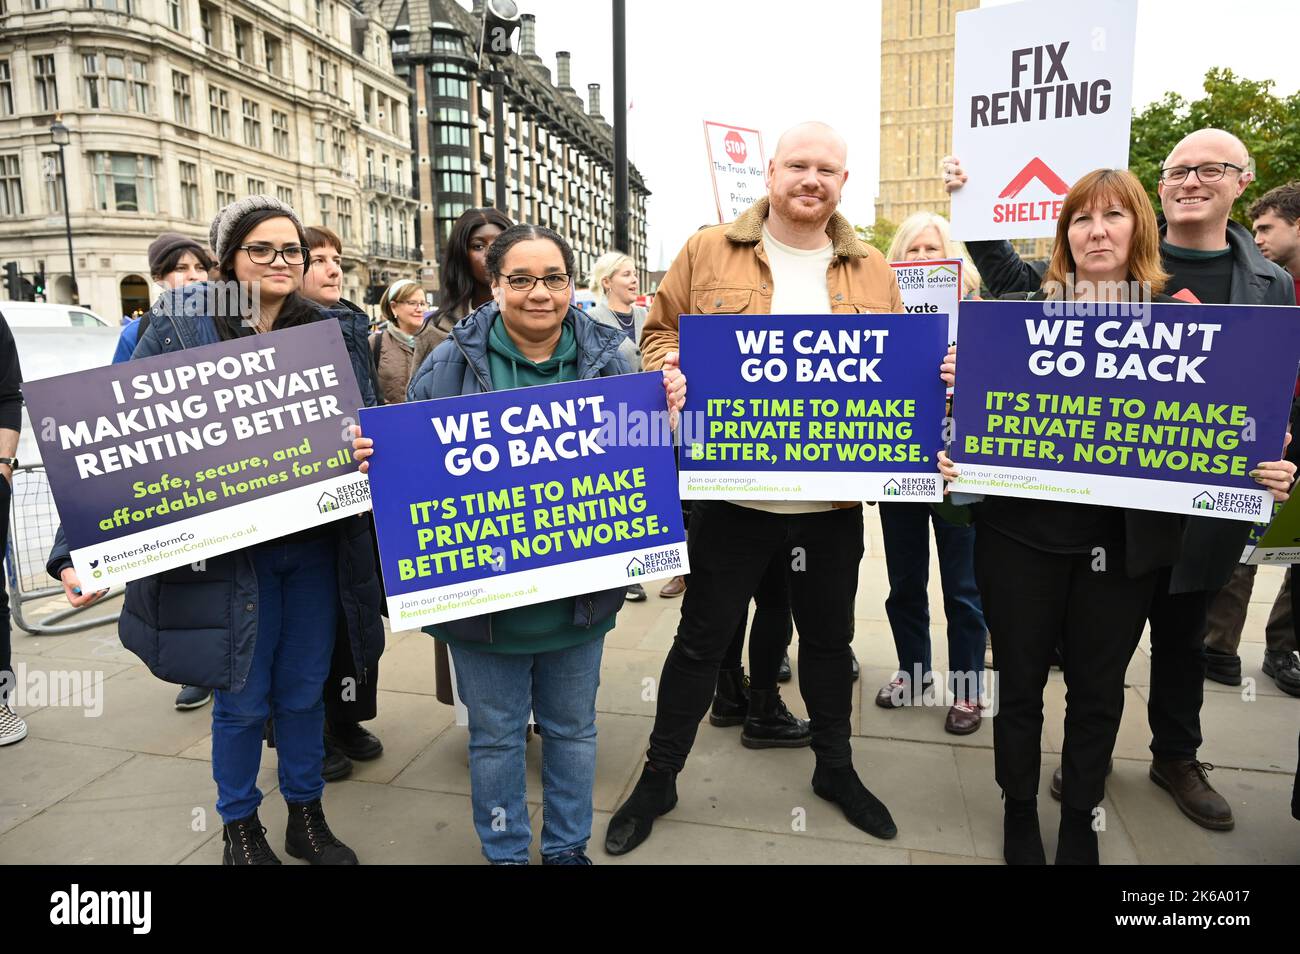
[429, 313, 616, 654]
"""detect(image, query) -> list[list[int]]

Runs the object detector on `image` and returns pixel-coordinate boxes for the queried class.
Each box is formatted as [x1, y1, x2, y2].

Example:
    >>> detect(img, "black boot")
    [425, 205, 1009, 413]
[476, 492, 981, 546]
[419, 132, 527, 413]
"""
[322, 738, 354, 782]
[811, 763, 897, 839]
[1055, 804, 1099, 865]
[222, 811, 281, 865]
[605, 764, 677, 856]
[1002, 794, 1046, 865]
[777, 652, 793, 683]
[709, 668, 749, 727]
[741, 687, 812, 748]
[284, 799, 359, 865]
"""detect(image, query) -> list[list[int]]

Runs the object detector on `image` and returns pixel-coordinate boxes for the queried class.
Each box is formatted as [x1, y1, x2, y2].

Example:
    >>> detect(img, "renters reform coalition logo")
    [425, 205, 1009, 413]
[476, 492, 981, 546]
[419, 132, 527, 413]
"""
[1191, 491, 1263, 517]
[994, 157, 1069, 225]
[883, 477, 936, 498]
[627, 550, 683, 579]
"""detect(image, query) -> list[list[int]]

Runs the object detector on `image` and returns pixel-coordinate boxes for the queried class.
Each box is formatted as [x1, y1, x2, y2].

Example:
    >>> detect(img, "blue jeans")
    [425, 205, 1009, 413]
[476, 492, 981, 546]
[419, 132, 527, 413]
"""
[878, 502, 986, 700]
[212, 537, 338, 823]
[449, 637, 604, 864]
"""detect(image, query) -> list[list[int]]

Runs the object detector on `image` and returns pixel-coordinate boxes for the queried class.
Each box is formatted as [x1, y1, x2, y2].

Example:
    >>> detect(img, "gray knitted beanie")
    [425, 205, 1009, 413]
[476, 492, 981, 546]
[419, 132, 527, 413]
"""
[209, 194, 305, 262]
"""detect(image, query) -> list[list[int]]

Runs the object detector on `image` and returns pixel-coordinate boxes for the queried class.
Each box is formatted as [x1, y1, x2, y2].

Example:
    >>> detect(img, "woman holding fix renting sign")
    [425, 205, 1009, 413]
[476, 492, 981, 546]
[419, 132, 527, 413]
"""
[47, 195, 384, 866]
[936, 169, 1295, 865]
[352, 224, 687, 865]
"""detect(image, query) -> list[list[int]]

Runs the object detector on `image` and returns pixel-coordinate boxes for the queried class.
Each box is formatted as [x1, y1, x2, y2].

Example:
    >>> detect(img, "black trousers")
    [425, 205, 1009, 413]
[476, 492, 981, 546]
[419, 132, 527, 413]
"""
[0, 476, 10, 706]
[1146, 577, 1211, 761]
[719, 548, 792, 691]
[647, 501, 863, 773]
[975, 528, 1157, 811]
[322, 617, 378, 725]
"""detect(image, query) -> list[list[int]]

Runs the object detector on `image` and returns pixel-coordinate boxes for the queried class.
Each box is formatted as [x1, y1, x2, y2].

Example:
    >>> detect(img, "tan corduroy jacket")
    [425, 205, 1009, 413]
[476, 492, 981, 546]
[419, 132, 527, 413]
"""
[639, 197, 904, 371]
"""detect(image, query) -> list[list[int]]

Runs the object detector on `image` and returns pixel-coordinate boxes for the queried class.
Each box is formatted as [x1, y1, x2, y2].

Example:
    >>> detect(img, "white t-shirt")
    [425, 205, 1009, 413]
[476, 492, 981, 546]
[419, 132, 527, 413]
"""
[730, 225, 836, 516]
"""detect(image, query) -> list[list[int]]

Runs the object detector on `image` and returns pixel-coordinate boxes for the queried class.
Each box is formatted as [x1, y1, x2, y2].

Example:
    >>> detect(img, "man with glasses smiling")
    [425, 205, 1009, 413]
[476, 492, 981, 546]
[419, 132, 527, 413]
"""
[946, 128, 1295, 833]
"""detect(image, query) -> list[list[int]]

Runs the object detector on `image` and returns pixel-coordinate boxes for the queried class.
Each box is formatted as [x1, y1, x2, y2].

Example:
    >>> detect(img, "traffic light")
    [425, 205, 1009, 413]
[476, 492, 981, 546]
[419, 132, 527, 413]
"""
[364, 284, 385, 305]
[3, 261, 20, 300]
[33, 269, 46, 302]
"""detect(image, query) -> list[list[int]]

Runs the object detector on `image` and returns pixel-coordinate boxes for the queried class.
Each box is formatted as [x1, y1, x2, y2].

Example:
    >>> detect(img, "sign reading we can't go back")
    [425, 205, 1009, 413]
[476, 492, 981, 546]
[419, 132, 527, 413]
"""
[948, 0, 1137, 241]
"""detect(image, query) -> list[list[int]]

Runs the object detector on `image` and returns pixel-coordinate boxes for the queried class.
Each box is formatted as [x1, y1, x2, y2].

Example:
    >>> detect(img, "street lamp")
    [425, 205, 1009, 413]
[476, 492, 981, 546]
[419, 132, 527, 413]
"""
[477, 0, 520, 213]
[50, 116, 79, 305]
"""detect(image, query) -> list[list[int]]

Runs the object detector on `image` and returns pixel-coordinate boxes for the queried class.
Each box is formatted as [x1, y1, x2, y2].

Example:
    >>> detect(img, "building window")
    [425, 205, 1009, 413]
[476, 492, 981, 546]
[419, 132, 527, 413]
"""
[331, 125, 346, 167]
[246, 176, 265, 195]
[208, 84, 229, 137]
[313, 122, 326, 163]
[88, 0, 134, 10]
[214, 168, 235, 207]
[264, 35, 282, 77]
[179, 160, 199, 219]
[330, 63, 339, 97]
[361, 85, 373, 124]
[41, 152, 63, 214]
[199, 3, 218, 48]
[398, 211, 408, 257]
[314, 0, 323, 29]
[104, 54, 128, 111]
[380, 154, 390, 187]
[276, 185, 292, 207]
[318, 192, 330, 227]
[130, 59, 148, 112]
[92, 153, 155, 213]
[435, 76, 468, 99]
[0, 61, 12, 117]
[0, 155, 24, 217]
[233, 18, 251, 62]
[396, 158, 405, 192]
[438, 125, 469, 147]
[336, 196, 352, 239]
[33, 54, 58, 111]
[316, 56, 327, 94]
[271, 110, 289, 157]
[241, 98, 261, 149]
[367, 201, 378, 244]
[81, 53, 101, 108]
[172, 71, 191, 125]
[166, 0, 182, 31]
[364, 148, 373, 179]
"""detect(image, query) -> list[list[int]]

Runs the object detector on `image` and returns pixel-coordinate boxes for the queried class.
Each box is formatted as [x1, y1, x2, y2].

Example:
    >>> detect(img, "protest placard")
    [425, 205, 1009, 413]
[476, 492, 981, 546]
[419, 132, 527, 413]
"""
[23, 321, 371, 586]
[678, 314, 948, 501]
[950, 300, 1300, 521]
[359, 372, 688, 630]
[1246, 498, 1300, 565]
[891, 258, 963, 346]
[703, 121, 767, 224]
[949, 0, 1137, 240]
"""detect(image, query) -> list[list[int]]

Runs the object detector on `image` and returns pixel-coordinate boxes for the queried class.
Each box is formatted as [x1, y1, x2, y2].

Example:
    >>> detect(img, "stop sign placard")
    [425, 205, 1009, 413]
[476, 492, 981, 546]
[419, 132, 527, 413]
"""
[723, 130, 747, 164]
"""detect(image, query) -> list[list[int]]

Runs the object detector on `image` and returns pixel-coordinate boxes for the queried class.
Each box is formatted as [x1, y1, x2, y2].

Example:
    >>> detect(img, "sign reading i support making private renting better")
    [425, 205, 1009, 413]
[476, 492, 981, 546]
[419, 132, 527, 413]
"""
[678, 314, 949, 502]
[949, 0, 1137, 240]
[950, 300, 1300, 521]
[359, 372, 687, 630]
[704, 121, 767, 224]
[23, 322, 371, 586]
[891, 259, 963, 346]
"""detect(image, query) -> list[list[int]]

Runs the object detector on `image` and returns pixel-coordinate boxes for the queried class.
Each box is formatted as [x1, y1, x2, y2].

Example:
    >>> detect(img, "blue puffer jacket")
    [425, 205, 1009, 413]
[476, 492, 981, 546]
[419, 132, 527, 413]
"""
[406, 301, 631, 645]
[47, 285, 385, 692]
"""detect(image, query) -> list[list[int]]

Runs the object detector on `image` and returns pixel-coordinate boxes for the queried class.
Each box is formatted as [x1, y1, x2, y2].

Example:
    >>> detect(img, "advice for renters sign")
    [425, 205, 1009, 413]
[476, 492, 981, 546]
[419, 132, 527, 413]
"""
[949, 0, 1137, 241]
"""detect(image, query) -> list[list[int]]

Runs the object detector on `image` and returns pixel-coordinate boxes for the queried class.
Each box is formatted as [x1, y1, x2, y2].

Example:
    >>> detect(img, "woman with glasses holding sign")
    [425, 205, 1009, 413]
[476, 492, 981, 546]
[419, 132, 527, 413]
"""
[353, 225, 686, 865]
[47, 196, 384, 865]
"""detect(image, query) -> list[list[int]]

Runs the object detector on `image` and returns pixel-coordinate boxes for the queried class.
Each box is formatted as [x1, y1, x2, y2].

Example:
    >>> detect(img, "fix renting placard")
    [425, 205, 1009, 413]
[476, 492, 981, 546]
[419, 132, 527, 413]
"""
[949, 0, 1137, 240]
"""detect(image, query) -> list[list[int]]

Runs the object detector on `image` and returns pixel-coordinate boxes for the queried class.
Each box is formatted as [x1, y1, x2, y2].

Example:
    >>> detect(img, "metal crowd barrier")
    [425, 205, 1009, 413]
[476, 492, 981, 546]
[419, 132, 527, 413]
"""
[5, 464, 121, 635]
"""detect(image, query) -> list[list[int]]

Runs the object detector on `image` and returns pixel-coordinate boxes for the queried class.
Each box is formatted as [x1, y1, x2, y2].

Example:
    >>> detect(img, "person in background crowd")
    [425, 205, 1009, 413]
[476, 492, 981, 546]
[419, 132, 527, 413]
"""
[588, 251, 648, 600]
[354, 224, 686, 864]
[943, 128, 1297, 832]
[50, 196, 384, 864]
[299, 223, 389, 781]
[371, 279, 441, 409]
[876, 213, 987, 734]
[112, 233, 215, 366]
[1202, 183, 1300, 697]
[411, 207, 513, 377]
[0, 312, 22, 746]
[606, 122, 905, 857]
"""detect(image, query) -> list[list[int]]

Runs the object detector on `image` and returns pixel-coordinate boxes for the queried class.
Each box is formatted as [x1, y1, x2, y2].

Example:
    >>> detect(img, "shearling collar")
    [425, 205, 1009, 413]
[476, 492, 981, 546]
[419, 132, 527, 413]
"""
[724, 197, 871, 258]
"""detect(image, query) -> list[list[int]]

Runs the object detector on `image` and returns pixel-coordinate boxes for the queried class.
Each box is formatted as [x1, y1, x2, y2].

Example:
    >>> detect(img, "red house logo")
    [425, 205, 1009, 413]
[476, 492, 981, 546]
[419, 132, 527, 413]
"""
[993, 157, 1070, 224]
[723, 130, 748, 164]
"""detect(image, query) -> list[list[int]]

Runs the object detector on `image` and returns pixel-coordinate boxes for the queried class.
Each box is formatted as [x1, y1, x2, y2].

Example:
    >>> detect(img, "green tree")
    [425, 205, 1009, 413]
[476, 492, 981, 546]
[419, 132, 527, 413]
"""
[855, 217, 897, 256]
[1130, 68, 1300, 228]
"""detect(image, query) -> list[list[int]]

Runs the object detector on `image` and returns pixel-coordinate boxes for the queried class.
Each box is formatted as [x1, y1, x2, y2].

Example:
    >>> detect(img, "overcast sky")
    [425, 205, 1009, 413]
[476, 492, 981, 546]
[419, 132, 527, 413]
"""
[471, 0, 1300, 268]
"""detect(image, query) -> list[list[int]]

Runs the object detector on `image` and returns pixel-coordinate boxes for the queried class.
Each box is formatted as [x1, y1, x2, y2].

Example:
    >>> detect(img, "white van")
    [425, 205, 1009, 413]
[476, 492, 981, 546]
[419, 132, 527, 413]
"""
[0, 301, 112, 329]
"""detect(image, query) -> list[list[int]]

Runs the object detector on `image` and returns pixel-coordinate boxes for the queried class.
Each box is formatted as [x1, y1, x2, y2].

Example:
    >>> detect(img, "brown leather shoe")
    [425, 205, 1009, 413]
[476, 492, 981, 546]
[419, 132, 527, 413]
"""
[874, 675, 932, 709]
[944, 699, 982, 735]
[1049, 759, 1113, 801]
[1149, 759, 1234, 831]
[658, 575, 686, 598]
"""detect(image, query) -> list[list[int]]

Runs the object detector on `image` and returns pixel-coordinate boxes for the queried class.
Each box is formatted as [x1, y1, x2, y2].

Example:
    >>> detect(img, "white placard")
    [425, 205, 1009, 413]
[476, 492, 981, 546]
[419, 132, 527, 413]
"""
[703, 121, 767, 224]
[949, 0, 1137, 240]
[890, 259, 963, 346]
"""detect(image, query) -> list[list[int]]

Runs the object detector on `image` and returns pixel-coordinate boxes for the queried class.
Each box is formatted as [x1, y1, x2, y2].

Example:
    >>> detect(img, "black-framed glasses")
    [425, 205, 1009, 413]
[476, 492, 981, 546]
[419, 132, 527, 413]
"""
[239, 243, 309, 266]
[1157, 162, 1246, 185]
[503, 273, 571, 292]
